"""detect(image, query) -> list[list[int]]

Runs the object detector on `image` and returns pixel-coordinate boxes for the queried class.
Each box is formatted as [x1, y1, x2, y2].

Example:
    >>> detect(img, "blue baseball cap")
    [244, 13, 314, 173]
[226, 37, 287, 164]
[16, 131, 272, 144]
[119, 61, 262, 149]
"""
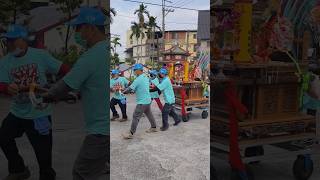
[149, 70, 158, 75]
[111, 69, 120, 75]
[133, 64, 144, 71]
[3, 24, 28, 39]
[159, 68, 168, 75]
[69, 7, 106, 26]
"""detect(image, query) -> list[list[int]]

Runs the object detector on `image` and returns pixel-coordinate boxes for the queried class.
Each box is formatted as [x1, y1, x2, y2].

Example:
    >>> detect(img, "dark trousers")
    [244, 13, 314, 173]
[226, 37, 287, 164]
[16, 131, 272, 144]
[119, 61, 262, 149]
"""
[162, 103, 180, 128]
[110, 98, 127, 118]
[73, 134, 109, 180]
[0, 113, 55, 180]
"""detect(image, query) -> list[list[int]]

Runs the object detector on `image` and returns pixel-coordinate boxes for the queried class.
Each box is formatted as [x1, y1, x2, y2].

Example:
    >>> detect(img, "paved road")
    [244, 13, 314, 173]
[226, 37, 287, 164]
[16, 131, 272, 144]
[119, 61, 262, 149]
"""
[0, 96, 86, 180]
[110, 95, 210, 180]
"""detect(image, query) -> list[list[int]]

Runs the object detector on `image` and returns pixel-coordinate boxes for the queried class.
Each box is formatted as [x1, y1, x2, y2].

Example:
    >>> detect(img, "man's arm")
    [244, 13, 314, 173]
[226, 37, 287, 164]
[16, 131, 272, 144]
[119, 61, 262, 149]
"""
[42, 80, 73, 103]
[154, 78, 168, 91]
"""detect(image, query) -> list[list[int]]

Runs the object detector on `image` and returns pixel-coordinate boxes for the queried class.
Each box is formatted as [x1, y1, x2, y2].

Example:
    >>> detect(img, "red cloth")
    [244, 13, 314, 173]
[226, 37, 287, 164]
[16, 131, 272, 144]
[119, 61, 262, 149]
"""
[0, 83, 8, 94]
[58, 63, 71, 76]
[224, 81, 248, 171]
[153, 98, 163, 111]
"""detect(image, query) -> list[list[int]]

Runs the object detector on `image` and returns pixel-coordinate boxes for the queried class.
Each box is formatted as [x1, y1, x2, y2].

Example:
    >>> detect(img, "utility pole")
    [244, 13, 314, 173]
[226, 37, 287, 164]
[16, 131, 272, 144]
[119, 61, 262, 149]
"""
[161, 0, 174, 62]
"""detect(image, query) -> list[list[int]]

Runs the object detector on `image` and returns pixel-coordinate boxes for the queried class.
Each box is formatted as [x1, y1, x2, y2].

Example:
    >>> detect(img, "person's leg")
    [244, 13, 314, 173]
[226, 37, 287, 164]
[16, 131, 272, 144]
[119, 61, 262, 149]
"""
[130, 105, 144, 134]
[161, 104, 170, 131]
[119, 98, 128, 119]
[0, 113, 27, 175]
[72, 135, 108, 180]
[110, 98, 119, 119]
[24, 116, 55, 180]
[143, 104, 157, 128]
[154, 98, 163, 111]
[168, 104, 181, 125]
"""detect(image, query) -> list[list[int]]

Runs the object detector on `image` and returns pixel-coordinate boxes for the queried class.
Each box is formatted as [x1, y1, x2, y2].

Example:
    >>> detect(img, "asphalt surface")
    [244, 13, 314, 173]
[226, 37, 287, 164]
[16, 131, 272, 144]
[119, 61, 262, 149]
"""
[110, 95, 210, 180]
[0, 96, 91, 180]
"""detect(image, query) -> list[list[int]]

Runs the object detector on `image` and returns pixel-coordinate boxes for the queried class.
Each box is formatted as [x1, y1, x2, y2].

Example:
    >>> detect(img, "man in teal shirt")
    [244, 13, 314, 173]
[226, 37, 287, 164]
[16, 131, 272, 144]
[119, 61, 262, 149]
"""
[149, 70, 163, 111]
[153, 68, 181, 131]
[122, 64, 157, 139]
[110, 69, 129, 122]
[0, 24, 71, 180]
[42, 7, 108, 179]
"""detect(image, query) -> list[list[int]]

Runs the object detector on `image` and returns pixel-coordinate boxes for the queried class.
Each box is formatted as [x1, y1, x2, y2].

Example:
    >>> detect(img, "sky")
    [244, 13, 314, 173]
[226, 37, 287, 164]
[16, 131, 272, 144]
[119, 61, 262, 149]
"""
[110, 0, 210, 58]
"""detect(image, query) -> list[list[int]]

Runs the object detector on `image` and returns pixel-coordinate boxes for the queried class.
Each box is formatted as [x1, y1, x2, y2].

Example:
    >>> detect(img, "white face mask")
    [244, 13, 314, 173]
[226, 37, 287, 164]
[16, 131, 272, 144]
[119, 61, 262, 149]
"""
[10, 47, 24, 57]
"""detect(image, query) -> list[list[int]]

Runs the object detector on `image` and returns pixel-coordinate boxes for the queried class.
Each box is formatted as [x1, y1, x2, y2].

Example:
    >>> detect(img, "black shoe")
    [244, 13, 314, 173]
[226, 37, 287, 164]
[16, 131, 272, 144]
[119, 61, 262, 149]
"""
[173, 119, 181, 126]
[111, 115, 119, 121]
[5, 167, 31, 180]
[160, 126, 169, 131]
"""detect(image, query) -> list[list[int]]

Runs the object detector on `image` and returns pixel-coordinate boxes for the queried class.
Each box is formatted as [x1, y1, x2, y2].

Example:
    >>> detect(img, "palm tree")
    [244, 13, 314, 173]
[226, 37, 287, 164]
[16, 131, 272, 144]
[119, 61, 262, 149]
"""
[133, 3, 149, 63]
[146, 16, 160, 68]
[134, 3, 150, 26]
[111, 37, 122, 54]
[130, 22, 145, 63]
[103, 7, 116, 24]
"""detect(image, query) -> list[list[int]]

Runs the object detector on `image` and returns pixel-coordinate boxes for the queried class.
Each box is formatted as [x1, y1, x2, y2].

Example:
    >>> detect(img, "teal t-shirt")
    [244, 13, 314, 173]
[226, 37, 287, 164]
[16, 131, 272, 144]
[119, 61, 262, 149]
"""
[129, 74, 151, 104]
[0, 48, 62, 119]
[150, 77, 160, 98]
[63, 40, 109, 135]
[110, 76, 129, 100]
[154, 76, 175, 104]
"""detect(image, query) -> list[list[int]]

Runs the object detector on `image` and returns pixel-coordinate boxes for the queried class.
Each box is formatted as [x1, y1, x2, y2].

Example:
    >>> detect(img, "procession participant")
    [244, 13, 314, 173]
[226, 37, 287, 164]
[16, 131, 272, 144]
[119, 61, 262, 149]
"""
[152, 68, 181, 131]
[110, 69, 129, 122]
[0, 24, 69, 180]
[122, 63, 157, 139]
[149, 70, 163, 111]
[41, 7, 109, 180]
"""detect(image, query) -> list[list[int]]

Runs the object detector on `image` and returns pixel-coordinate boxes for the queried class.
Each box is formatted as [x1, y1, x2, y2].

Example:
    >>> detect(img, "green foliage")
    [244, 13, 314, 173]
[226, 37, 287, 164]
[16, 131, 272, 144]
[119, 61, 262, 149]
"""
[125, 57, 135, 65]
[0, 0, 31, 25]
[111, 36, 121, 54]
[55, 0, 83, 54]
[51, 45, 81, 66]
[111, 52, 120, 68]
[54, 0, 82, 14]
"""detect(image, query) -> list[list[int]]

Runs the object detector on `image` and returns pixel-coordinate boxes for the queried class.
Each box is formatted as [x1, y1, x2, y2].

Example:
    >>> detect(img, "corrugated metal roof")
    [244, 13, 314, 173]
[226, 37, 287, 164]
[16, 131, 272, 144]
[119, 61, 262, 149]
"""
[197, 10, 210, 41]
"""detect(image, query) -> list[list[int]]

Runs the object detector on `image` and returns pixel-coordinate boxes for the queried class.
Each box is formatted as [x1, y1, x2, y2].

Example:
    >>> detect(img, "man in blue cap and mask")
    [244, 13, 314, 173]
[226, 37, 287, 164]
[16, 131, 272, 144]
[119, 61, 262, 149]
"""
[0, 24, 70, 180]
[152, 68, 181, 131]
[122, 64, 157, 139]
[110, 69, 129, 122]
[41, 7, 109, 180]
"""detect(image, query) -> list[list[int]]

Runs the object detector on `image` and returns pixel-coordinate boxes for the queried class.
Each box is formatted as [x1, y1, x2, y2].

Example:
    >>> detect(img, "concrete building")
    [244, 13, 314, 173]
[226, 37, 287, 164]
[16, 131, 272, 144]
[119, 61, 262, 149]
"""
[197, 10, 210, 52]
[125, 29, 197, 64]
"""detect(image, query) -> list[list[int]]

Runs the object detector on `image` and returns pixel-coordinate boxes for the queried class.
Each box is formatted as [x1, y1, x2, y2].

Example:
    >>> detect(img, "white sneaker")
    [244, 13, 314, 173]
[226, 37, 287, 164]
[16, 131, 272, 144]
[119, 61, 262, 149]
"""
[146, 127, 158, 133]
[122, 131, 134, 139]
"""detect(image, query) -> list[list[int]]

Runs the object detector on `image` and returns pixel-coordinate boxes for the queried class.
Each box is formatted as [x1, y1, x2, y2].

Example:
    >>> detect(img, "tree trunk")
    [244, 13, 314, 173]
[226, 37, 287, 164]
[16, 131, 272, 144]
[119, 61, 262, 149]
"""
[13, 6, 17, 24]
[141, 38, 143, 64]
[136, 37, 139, 63]
[65, 13, 71, 54]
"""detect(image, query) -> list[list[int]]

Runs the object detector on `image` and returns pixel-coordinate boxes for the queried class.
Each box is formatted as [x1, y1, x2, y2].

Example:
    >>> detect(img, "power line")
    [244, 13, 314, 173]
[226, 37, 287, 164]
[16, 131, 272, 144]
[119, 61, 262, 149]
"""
[116, 14, 208, 26]
[122, 0, 200, 11]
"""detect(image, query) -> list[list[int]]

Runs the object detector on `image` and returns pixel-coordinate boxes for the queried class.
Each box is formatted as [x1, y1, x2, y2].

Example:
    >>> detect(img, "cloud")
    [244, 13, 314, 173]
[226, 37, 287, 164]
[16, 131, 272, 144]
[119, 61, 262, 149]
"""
[111, 0, 209, 59]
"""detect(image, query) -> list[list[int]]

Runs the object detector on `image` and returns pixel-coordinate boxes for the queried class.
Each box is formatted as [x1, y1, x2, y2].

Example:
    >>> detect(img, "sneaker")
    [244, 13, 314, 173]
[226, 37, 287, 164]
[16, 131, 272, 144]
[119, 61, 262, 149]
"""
[160, 126, 169, 131]
[111, 115, 119, 121]
[173, 119, 181, 126]
[122, 131, 134, 139]
[119, 118, 128, 122]
[4, 167, 31, 180]
[146, 127, 158, 133]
